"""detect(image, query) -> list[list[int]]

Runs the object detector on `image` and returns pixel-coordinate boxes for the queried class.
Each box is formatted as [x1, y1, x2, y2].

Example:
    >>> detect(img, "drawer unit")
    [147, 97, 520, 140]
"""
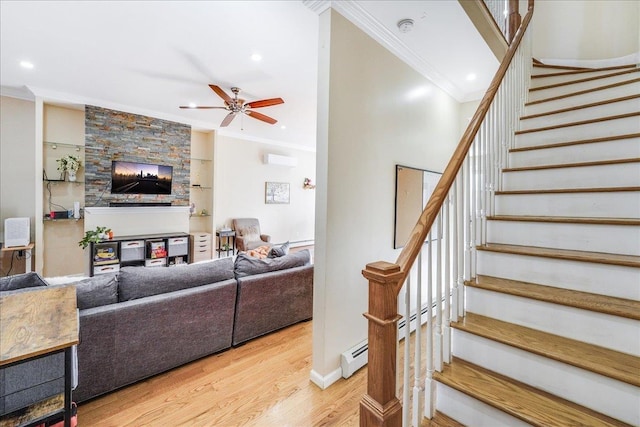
[120, 240, 145, 262]
[167, 237, 189, 256]
[94, 264, 120, 276]
[145, 258, 167, 267]
[190, 232, 212, 263]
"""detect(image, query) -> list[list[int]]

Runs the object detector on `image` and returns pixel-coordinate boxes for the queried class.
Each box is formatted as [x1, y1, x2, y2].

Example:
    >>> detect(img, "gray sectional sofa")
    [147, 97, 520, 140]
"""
[0, 249, 313, 407]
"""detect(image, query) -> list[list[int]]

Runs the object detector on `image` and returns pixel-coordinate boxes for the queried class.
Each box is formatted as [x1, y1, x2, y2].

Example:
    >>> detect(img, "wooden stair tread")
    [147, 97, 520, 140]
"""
[514, 112, 640, 135]
[434, 358, 632, 427]
[422, 411, 464, 427]
[468, 274, 640, 320]
[531, 63, 639, 78]
[452, 312, 640, 387]
[520, 94, 640, 120]
[487, 215, 640, 225]
[496, 186, 640, 195]
[510, 133, 640, 152]
[477, 243, 640, 268]
[526, 77, 640, 106]
[530, 68, 640, 92]
[503, 157, 640, 172]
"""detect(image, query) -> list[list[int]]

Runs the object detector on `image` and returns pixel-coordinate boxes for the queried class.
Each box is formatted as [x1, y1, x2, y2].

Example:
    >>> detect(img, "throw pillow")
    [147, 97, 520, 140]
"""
[0, 272, 48, 292]
[234, 249, 310, 278]
[246, 245, 271, 259]
[73, 274, 118, 309]
[267, 241, 290, 258]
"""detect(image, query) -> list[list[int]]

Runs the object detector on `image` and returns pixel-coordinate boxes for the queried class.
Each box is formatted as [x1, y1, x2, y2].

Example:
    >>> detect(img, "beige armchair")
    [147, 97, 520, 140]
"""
[232, 218, 272, 252]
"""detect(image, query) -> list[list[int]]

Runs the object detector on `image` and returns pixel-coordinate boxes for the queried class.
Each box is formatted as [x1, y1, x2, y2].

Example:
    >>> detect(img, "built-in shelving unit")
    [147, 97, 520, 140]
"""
[189, 133, 214, 234]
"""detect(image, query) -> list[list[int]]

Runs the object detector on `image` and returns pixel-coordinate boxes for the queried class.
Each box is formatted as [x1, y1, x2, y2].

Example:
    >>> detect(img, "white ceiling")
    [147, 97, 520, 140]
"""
[0, 0, 498, 151]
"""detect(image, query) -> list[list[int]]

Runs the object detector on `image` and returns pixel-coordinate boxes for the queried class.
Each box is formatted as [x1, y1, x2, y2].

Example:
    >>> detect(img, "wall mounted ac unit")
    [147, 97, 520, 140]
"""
[263, 153, 297, 167]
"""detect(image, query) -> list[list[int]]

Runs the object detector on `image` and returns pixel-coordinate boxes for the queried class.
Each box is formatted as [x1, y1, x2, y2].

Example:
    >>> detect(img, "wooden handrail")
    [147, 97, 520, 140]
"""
[392, 0, 535, 295]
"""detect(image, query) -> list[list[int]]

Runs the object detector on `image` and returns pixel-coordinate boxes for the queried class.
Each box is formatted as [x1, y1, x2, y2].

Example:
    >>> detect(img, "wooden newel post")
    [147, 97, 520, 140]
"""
[360, 261, 404, 427]
[507, 0, 521, 43]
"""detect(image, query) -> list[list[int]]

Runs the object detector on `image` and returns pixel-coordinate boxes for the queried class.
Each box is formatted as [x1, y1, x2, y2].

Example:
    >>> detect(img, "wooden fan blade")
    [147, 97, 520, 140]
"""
[209, 85, 233, 104]
[246, 98, 284, 109]
[220, 112, 236, 127]
[246, 110, 277, 125]
[179, 106, 227, 109]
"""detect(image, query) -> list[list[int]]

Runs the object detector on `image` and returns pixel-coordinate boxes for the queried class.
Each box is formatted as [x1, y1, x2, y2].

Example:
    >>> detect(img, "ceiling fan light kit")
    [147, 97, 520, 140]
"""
[180, 85, 284, 128]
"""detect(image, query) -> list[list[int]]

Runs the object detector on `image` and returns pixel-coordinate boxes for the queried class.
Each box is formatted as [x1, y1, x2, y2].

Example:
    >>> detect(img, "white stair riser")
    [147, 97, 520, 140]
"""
[476, 250, 640, 300]
[502, 162, 640, 191]
[508, 138, 640, 168]
[495, 191, 640, 217]
[435, 382, 530, 427]
[524, 81, 640, 116]
[530, 69, 640, 88]
[514, 115, 640, 148]
[452, 330, 640, 426]
[519, 97, 640, 130]
[486, 221, 640, 255]
[465, 286, 640, 356]
[527, 73, 640, 102]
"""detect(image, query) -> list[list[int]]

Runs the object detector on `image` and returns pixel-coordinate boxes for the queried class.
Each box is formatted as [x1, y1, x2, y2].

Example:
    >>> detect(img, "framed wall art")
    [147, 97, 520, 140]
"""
[265, 182, 290, 204]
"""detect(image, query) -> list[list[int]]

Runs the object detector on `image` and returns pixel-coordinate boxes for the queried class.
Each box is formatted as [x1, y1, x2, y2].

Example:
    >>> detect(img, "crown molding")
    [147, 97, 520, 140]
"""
[0, 85, 35, 101]
[303, 0, 464, 101]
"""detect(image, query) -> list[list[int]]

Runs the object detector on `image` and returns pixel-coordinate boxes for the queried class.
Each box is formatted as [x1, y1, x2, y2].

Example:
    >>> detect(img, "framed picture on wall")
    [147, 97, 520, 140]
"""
[265, 182, 290, 204]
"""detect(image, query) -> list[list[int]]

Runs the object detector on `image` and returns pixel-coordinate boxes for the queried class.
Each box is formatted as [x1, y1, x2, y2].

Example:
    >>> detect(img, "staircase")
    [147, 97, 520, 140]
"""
[432, 63, 640, 426]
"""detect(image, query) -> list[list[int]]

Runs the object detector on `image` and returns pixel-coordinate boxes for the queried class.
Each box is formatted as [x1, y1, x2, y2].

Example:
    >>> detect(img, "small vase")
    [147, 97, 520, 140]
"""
[68, 170, 77, 182]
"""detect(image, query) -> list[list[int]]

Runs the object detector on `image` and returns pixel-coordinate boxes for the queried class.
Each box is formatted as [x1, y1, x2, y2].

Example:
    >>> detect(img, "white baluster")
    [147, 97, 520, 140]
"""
[435, 213, 443, 372]
[403, 275, 411, 427]
[451, 180, 459, 322]
[443, 195, 451, 364]
[424, 231, 435, 418]
[412, 252, 424, 426]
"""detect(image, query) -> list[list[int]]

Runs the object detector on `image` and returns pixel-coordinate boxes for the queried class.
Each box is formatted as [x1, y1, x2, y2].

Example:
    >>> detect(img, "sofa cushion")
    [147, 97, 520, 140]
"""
[74, 274, 118, 309]
[267, 241, 290, 258]
[118, 257, 234, 301]
[0, 272, 47, 292]
[234, 249, 310, 278]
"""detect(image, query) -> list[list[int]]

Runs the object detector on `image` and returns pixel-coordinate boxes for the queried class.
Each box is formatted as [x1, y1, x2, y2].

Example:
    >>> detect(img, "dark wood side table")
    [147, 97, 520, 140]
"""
[216, 230, 236, 257]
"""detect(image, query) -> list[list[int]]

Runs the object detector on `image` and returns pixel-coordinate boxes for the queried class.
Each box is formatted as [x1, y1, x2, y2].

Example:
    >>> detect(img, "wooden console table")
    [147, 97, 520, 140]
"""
[0, 285, 78, 427]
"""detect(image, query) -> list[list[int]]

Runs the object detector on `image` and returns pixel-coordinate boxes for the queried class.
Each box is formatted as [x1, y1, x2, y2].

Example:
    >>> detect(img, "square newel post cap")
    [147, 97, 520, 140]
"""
[362, 261, 403, 284]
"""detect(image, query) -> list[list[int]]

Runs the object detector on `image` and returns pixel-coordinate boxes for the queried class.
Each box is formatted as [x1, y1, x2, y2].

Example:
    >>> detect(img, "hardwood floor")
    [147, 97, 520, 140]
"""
[78, 321, 366, 426]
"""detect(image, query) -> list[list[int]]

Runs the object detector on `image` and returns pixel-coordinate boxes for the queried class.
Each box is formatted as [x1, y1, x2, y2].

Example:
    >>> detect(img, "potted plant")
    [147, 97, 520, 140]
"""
[57, 155, 82, 181]
[78, 226, 112, 249]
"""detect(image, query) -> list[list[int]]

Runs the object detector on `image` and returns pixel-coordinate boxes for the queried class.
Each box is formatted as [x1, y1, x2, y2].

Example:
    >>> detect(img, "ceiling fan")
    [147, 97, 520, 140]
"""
[180, 85, 284, 127]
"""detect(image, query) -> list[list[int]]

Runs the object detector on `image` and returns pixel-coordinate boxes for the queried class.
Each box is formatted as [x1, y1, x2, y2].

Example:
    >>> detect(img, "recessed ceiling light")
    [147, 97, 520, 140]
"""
[20, 60, 34, 69]
[188, 102, 197, 108]
[466, 73, 477, 81]
[280, 125, 286, 130]
[251, 53, 262, 62]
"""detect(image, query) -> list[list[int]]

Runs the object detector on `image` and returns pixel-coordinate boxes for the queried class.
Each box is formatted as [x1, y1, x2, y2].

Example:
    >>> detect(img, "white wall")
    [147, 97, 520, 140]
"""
[532, 0, 639, 60]
[213, 134, 316, 246]
[312, 9, 461, 386]
[0, 96, 36, 227]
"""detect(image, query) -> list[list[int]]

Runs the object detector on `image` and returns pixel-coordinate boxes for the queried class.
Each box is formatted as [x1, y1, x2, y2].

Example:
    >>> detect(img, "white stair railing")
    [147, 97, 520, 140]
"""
[360, 3, 534, 425]
[396, 18, 531, 426]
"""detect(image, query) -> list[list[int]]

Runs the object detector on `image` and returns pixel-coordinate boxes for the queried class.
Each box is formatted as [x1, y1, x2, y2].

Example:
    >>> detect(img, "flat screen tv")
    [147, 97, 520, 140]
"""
[111, 160, 173, 195]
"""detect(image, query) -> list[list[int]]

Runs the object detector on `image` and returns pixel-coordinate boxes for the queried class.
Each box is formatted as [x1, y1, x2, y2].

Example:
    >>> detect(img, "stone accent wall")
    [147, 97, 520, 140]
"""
[84, 106, 191, 207]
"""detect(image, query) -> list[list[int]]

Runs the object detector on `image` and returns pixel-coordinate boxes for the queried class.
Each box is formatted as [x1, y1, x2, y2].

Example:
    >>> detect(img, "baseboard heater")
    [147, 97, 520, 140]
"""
[341, 339, 368, 379]
[340, 302, 433, 379]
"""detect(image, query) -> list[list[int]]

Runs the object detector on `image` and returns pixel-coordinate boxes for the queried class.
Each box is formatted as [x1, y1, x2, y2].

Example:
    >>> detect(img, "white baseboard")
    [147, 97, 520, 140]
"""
[310, 367, 342, 390]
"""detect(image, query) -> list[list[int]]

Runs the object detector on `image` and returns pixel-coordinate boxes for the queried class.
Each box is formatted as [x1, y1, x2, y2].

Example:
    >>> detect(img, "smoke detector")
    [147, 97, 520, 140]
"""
[397, 19, 414, 33]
